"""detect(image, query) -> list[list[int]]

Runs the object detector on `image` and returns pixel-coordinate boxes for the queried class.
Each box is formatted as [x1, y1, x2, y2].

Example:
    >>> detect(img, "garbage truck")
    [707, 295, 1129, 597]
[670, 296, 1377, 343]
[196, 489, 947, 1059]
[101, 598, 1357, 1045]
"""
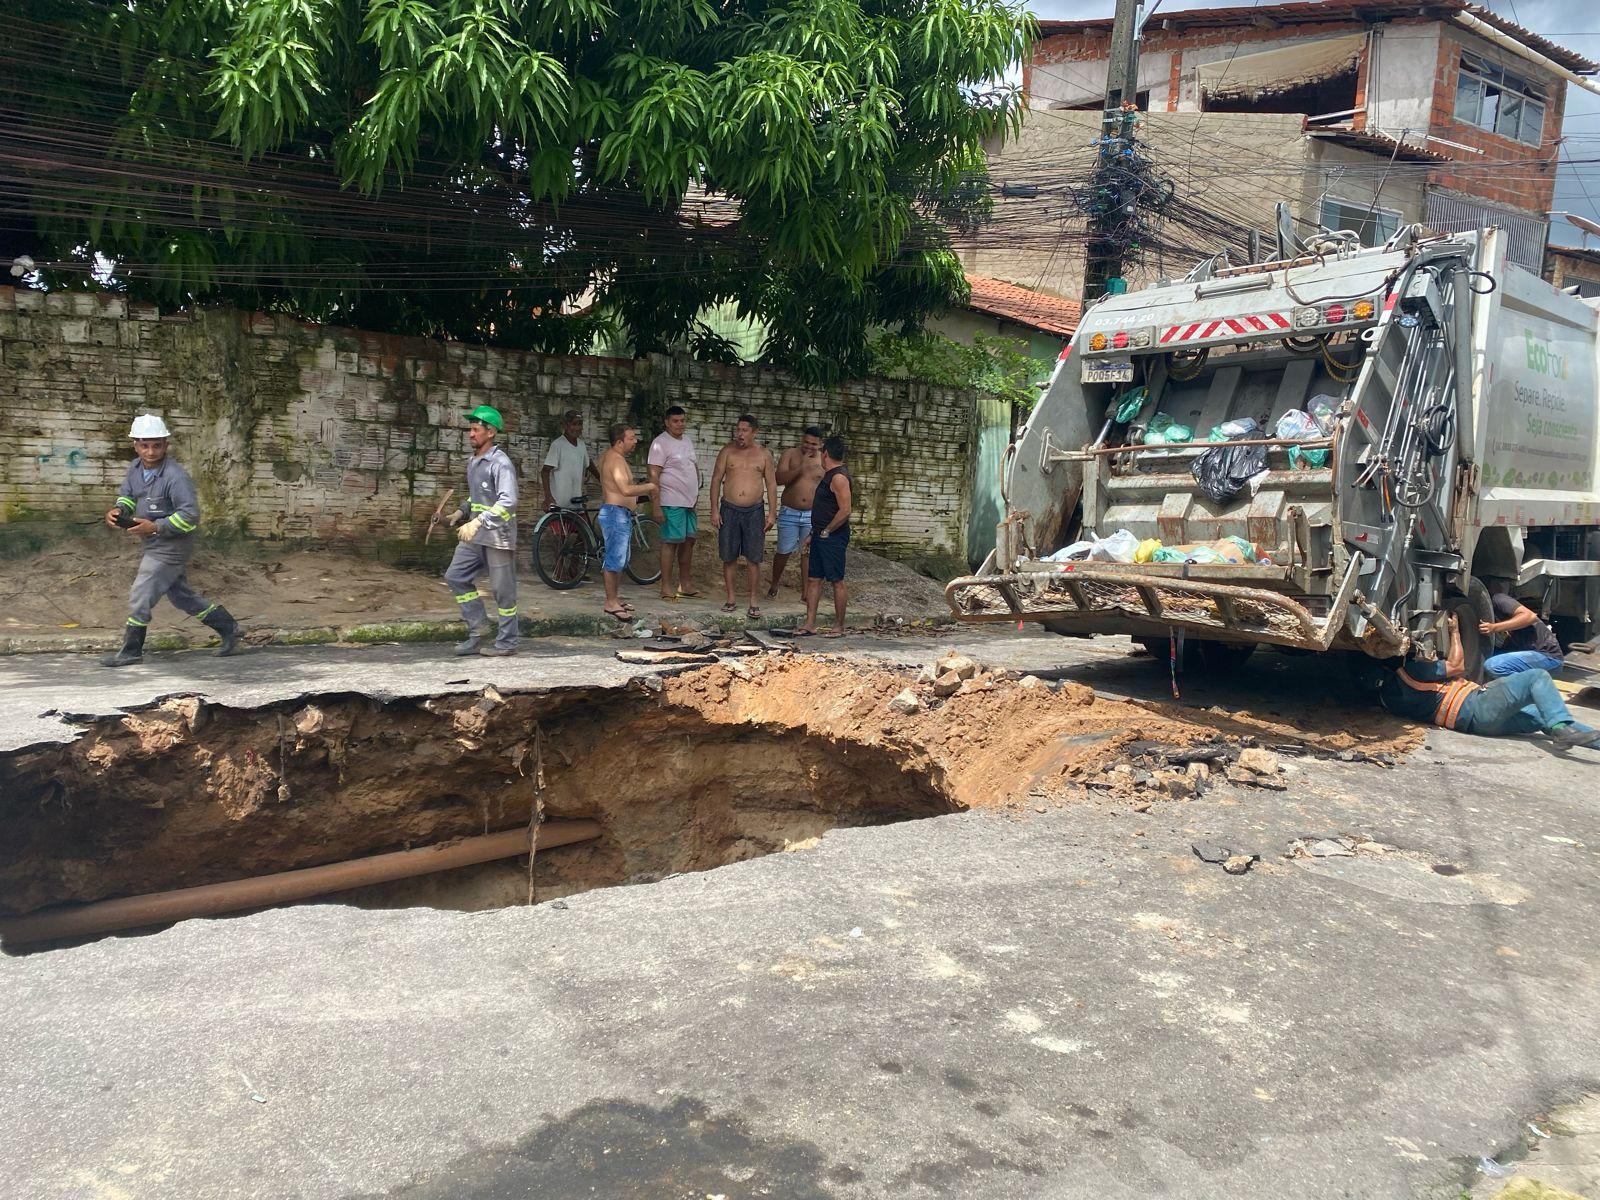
[946, 225, 1600, 674]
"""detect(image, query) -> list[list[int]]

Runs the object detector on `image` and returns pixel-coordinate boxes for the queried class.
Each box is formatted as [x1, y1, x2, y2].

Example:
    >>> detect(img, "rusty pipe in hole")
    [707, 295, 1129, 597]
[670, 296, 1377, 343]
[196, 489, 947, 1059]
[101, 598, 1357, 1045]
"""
[0, 821, 601, 948]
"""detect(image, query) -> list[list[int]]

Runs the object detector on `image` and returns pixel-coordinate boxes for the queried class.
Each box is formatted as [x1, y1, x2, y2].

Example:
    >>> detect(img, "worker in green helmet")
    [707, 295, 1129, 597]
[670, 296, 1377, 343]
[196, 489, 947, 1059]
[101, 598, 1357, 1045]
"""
[444, 405, 521, 656]
[101, 413, 242, 667]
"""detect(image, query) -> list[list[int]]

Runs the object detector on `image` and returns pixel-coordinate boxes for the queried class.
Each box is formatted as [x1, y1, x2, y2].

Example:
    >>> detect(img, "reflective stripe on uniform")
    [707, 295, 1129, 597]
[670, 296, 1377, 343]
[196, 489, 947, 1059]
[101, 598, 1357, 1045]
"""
[1398, 668, 1481, 729]
[470, 503, 491, 512]
[197, 603, 219, 620]
[497, 606, 517, 617]
[116, 496, 135, 510]
[126, 616, 149, 627]
[168, 513, 197, 533]
[488, 504, 513, 519]
[454, 590, 480, 604]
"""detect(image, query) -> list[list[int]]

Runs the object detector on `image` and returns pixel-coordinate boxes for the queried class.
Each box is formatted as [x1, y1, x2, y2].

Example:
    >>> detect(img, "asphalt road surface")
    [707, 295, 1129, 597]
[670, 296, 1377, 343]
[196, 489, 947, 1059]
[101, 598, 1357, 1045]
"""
[2, 633, 1597, 1199]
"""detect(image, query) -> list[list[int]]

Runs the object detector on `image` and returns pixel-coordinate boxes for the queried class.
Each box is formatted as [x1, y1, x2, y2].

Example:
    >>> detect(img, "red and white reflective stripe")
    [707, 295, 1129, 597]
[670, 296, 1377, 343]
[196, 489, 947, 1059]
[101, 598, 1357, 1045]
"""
[1157, 311, 1291, 345]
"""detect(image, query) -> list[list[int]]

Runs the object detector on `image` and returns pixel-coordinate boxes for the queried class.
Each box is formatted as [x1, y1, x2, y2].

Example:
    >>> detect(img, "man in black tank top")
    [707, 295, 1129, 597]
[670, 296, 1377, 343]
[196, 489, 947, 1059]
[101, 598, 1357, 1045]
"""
[798, 437, 853, 637]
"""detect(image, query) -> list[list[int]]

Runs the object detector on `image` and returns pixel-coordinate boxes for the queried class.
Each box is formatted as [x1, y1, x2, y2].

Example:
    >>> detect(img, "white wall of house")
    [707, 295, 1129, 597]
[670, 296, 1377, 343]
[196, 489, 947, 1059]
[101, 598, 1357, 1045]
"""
[1028, 53, 1172, 111]
[1366, 24, 1442, 136]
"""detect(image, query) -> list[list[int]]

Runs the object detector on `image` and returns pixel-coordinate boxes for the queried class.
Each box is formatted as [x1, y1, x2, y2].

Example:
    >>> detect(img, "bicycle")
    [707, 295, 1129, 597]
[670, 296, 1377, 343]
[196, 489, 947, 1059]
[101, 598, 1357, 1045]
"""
[530, 494, 662, 589]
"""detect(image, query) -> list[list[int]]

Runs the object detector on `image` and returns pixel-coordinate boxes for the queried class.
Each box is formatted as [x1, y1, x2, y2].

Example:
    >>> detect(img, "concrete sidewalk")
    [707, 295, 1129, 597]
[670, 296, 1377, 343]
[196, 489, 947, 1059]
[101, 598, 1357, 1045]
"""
[2, 546, 950, 655]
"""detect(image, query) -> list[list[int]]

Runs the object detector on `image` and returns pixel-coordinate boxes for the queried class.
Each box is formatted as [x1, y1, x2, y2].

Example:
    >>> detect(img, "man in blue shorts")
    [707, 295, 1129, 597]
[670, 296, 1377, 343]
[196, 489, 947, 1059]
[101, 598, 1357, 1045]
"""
[596, 423, 658, 622]
[648, 405, 702, 600]
[769, 426, 826, 598]
[797, 437, 852, 638]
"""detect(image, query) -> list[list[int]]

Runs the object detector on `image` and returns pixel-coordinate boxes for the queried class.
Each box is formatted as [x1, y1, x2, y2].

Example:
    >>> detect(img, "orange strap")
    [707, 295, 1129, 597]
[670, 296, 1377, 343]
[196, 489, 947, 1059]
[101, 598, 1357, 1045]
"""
[1398, 669, 1481, 729]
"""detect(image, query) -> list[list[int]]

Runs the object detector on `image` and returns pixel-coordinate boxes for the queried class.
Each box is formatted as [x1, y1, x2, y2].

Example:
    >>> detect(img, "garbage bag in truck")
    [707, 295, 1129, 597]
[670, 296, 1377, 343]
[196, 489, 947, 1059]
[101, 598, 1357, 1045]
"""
[1191, 439, 1268, 504]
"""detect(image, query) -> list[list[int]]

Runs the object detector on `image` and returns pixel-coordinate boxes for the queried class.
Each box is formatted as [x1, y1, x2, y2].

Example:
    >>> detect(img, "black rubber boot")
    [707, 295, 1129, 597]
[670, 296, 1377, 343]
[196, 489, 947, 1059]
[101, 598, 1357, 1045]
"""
[203, 607, 242, 657]
[100, 625, 147, 668]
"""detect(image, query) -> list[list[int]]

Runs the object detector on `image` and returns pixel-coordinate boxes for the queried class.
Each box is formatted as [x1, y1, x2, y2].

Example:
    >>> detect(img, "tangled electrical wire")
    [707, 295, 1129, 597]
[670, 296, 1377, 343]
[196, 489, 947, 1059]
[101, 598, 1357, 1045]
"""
[1069, 107, 1178, 282]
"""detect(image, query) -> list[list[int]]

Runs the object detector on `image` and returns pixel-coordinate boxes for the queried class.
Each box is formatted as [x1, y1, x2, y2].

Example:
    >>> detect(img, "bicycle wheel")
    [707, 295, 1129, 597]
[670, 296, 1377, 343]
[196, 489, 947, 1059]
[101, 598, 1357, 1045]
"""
[624, 515, 664, 585]
[532, 511, 593, 589]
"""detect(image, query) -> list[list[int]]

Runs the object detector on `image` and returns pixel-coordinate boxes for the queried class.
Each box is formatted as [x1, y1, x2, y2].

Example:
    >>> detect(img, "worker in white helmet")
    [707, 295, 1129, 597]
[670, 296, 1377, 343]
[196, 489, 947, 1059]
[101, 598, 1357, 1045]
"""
[100, 413, 241, 667]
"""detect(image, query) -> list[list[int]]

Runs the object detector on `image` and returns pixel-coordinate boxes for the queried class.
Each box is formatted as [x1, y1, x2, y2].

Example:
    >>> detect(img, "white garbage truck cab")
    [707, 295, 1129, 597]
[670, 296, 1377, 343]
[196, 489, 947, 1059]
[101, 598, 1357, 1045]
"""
[947, 227, 1600, 671]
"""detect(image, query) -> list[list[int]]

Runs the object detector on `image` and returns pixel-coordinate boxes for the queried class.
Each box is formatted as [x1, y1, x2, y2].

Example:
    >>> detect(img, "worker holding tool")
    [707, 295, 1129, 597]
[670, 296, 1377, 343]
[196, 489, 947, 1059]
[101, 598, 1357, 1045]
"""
[443, 405, 520, 657]
[100, 413, 241, 667]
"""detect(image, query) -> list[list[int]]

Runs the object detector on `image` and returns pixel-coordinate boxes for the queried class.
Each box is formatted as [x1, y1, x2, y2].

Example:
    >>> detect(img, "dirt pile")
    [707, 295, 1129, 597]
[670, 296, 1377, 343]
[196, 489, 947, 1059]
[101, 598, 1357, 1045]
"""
[0, 654, 1422, 926]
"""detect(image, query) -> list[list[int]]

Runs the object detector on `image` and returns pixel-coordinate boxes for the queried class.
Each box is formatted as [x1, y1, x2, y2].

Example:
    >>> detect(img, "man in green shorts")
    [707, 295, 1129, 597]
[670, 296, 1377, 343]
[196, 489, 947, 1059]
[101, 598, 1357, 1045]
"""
[647, 405, 702, 600]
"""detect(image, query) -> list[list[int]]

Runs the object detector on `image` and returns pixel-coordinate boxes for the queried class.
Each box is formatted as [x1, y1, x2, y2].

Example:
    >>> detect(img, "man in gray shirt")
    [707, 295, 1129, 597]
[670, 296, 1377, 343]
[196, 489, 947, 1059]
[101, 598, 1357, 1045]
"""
[444, 405, 520, 656]
[101, 413, 241, 667]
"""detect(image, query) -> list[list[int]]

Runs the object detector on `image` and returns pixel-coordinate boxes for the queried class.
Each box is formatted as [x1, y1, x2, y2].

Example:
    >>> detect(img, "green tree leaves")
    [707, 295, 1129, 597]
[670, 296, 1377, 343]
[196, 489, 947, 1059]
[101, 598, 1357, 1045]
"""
[5, 0, 1033, 379]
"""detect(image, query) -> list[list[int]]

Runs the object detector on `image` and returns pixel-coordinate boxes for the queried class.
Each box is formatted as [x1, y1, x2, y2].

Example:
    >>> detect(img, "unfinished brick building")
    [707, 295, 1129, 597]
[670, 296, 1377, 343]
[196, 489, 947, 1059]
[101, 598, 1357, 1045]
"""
[964, 0, 1598, 297]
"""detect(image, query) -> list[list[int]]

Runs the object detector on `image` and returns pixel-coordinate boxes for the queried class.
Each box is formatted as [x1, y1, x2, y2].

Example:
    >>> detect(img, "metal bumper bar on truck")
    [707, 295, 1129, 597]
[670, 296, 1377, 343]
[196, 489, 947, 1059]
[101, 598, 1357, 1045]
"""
[945, 556, 1365, 652]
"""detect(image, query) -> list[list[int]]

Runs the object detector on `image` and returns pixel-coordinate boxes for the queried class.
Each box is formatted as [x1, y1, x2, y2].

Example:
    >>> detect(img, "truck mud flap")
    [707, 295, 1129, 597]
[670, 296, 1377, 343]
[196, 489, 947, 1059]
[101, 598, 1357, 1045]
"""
[945, 560, 1363, 652]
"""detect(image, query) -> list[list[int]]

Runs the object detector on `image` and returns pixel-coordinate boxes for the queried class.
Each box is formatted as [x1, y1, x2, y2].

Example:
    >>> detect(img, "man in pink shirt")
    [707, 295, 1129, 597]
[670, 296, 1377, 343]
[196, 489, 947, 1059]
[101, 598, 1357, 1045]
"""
[647, 405, 702, 599]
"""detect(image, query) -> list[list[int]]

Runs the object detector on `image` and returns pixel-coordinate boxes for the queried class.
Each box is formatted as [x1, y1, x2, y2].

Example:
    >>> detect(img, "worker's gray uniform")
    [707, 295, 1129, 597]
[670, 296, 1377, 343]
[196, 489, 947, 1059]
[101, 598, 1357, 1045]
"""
[115, 459, 221, 629]
[443, 444, 519, 648]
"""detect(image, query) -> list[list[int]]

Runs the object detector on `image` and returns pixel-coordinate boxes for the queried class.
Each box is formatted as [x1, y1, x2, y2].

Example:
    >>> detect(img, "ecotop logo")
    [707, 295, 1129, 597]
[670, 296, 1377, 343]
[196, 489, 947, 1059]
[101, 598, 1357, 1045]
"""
[1524, 331, 1569, 380]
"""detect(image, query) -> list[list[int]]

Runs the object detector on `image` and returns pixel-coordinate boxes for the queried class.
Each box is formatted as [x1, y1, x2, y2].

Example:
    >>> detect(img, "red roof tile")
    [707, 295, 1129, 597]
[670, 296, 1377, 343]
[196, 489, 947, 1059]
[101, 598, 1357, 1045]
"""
[962, 275, 1082, 337]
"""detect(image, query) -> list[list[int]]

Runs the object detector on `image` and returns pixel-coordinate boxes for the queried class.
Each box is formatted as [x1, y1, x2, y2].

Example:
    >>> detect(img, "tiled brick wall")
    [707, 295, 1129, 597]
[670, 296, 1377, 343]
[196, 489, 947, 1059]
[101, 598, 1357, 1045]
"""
[0, 288, 975, 559]
[1425, 28, 1563, 213]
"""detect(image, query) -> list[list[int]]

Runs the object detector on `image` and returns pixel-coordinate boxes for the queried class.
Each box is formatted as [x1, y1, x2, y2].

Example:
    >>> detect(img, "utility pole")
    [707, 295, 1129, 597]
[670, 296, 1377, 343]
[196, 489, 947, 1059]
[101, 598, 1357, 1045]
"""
[1082, 0, 1145, 302]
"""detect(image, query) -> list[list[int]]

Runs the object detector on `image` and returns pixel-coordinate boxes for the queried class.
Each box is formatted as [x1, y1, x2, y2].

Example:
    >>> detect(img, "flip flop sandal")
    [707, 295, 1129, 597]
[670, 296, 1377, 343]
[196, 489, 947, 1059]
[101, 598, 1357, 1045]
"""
[793, 628, 817, 637]
[747, 607, 762, 620]
[721, 602, 738, 613]
[604, 606, 634, 621]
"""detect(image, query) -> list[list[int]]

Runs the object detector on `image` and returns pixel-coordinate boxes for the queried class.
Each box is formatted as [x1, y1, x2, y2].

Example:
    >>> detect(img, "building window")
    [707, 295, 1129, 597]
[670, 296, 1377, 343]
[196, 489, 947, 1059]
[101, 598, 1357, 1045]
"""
[1453, 51, 1546, 145]
[1319, 197, 1400, 247]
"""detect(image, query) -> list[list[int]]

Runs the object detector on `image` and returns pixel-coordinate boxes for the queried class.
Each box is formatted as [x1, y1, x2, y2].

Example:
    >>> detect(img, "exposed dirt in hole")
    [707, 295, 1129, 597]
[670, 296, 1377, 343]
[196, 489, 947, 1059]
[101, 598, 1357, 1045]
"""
[0, 656, 1420, 920]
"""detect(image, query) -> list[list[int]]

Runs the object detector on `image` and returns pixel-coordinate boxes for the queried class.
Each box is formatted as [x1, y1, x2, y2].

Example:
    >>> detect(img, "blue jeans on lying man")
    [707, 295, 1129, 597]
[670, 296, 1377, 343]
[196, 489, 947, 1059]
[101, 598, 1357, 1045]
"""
[1455, 669, 1589, 737]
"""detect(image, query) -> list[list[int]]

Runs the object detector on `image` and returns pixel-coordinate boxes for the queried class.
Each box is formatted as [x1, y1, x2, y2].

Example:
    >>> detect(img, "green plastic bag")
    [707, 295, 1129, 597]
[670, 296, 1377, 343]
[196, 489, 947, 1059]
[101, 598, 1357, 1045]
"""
[1114, 386, 1148, 424]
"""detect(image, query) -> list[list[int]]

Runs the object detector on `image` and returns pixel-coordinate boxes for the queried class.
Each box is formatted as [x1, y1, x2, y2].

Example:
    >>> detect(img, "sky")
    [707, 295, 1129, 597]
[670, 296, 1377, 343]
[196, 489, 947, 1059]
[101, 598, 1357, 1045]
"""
[1021, 0, 1600, 246]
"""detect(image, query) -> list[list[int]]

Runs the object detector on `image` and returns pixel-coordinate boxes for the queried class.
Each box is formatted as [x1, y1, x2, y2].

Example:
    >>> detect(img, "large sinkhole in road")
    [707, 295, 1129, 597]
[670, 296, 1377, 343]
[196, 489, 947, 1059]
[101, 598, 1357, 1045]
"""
[9, 658, 1086, 947]
[0, 656, 1419, 947]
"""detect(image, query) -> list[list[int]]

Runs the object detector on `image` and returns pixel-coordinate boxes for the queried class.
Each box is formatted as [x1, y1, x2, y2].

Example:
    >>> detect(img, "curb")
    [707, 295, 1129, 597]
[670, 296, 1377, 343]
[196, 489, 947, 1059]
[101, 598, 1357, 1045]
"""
[1, 611, 806, 656]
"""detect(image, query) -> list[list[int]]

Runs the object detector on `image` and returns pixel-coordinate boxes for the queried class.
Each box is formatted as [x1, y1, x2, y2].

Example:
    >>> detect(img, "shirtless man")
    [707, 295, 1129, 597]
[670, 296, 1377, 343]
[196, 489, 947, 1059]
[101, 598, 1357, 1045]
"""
[768, 425, 827, 598]
[709, 414, 777, 618]
[596, 422, 658, 621]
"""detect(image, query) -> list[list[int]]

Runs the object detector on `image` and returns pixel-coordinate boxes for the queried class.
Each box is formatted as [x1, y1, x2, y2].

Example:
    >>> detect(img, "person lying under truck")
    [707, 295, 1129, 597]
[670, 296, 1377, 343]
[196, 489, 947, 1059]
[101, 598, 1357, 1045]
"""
[101, 413, 242, 667]
[1480, 589, 1564, 678]
[1380, 612, 1598, 749]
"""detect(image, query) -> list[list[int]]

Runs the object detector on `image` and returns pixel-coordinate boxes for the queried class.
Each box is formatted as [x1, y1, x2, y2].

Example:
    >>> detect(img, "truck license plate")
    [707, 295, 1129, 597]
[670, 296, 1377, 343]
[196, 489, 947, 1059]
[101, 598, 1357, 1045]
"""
[1082, 356, 1133, 383]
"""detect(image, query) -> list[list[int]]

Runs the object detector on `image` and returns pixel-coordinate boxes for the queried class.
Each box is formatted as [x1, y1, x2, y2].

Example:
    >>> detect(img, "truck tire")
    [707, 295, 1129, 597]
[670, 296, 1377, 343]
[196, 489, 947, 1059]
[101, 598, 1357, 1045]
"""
[1442, 589, 1487, 681]
[1135, 634, 1200, 670]
[1196, 640, 1258, 673]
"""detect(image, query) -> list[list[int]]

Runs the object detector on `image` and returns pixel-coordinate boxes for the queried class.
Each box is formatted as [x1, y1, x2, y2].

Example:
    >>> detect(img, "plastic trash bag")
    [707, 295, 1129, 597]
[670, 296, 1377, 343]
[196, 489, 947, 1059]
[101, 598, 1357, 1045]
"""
[1149, 536, 1257, 565]
[1207, 417, 1259, 442]
[1307, 395, 1339, 433]
[1114, 386, 1148, 424]
[1046, 540, 1094, 562]
[1087, 529, 1141, 562]
[1134, 537, 1162, 563]
[1192, 440, 1268, 504]
[1046, 529, 1141, 563]
[1143, 413, 1193, 445]
[1275, 408, 1328, 469]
